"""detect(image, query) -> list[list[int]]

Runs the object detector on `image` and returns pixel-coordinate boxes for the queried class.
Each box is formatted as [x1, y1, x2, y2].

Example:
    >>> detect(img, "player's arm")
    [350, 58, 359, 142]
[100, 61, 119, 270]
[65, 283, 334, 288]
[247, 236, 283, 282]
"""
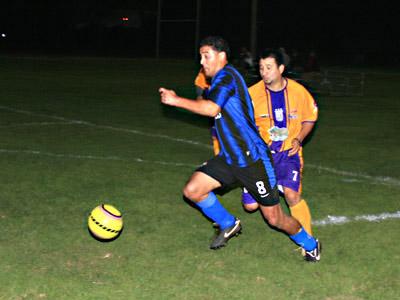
[289, 87, 318, 156]
[288, 122, 315, 156]
[159, 87, 220, 117]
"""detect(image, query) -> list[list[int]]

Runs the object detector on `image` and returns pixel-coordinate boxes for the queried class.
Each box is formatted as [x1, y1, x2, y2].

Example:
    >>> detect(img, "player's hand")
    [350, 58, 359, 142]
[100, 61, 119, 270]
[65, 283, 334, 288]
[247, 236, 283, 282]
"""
[159, 87, 179, 106]
[288, 138, 301, 156]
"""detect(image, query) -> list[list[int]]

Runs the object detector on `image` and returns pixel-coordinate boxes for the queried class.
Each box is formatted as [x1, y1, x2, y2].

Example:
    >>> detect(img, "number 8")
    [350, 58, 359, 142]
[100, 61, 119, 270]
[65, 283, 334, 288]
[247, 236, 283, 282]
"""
[256, 181, 267, 195]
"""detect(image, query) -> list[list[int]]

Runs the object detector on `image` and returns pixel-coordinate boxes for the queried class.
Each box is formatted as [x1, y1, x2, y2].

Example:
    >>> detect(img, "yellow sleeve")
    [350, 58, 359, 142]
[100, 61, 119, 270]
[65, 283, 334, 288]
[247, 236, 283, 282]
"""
[194, 69, 210, 90]
[300, 88, 318, 123]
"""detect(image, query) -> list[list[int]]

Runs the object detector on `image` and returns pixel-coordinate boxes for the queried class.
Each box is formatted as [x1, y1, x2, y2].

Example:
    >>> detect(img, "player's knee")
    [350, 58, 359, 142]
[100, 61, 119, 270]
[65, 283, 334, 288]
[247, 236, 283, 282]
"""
[285, 190, 301, 207]
[243, 202, 259, 212]
[182, 183, 202, 202]
[261, 205, 282, 228]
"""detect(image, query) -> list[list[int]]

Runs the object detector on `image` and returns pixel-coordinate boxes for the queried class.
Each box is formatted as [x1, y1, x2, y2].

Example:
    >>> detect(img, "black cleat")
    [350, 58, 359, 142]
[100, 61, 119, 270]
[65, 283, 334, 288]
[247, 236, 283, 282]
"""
[210, 218, 242, 249]
[304, 239, 321, 262]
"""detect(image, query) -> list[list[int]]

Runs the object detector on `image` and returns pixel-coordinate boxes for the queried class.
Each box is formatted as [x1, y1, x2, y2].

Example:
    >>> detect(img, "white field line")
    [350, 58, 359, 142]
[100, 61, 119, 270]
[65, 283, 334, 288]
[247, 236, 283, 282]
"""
[1, 104, 399, 187]
[0, 105, 212, 148]
[308, 164, 400, 187]
[0, 121, 74, 128]
[0, 105, 85, 124]
[313, 211, 400, 226]
[0, 147, 399, 227]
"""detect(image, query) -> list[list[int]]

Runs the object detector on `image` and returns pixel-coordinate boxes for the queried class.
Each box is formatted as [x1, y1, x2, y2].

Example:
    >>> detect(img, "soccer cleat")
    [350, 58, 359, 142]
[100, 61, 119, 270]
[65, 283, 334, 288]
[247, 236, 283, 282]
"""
[304, 239, 321, 262]
[210, 218, 242, 249]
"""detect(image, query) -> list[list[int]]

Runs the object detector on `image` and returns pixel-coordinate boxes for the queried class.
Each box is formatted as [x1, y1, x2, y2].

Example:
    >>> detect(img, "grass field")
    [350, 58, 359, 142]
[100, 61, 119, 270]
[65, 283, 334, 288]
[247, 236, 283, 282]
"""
[0, 56, 399, 300]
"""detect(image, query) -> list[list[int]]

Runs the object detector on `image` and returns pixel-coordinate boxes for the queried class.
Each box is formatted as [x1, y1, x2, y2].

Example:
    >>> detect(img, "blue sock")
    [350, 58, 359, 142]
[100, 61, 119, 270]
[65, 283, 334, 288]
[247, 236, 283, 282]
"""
[196, 192, 235, 230]
[289, 227, 317, 251]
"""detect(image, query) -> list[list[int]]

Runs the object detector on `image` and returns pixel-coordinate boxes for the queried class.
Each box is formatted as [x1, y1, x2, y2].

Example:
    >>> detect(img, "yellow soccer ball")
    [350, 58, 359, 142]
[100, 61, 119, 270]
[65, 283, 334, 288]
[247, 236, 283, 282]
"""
[88, 204, 123, 241]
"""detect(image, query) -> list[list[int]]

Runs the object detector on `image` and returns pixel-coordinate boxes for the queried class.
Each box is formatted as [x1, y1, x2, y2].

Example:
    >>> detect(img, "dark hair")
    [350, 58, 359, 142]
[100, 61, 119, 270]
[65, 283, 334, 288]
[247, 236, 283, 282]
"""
[199, 36, 231, 59]
[260, 48, 284, 66]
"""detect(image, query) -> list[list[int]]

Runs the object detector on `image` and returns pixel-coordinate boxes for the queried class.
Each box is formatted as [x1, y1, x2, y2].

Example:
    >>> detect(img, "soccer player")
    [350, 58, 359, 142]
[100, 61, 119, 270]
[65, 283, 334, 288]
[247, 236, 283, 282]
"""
[159, 36, 321, 262]
[242, 48, 318, 238]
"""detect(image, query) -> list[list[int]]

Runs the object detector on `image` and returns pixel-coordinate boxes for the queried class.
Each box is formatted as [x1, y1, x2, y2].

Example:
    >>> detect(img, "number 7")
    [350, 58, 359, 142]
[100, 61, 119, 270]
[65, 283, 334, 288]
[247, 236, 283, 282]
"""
[292, 170, 298, 181]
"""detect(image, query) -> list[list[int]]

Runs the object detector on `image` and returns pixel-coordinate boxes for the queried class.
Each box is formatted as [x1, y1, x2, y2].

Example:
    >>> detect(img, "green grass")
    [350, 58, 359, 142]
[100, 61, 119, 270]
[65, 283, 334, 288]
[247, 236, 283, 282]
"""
[0, 56, 399, 300]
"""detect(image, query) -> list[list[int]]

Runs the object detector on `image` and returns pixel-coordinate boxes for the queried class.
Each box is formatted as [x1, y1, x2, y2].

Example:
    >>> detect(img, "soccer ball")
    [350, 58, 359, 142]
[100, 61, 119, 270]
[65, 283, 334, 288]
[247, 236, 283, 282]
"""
[88, 204, 123, 241]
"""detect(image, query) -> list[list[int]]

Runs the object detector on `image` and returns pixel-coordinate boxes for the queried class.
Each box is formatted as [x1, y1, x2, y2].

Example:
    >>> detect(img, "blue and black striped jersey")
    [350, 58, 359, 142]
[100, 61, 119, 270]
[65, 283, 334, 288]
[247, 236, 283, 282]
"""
[206, 64, 272, 167]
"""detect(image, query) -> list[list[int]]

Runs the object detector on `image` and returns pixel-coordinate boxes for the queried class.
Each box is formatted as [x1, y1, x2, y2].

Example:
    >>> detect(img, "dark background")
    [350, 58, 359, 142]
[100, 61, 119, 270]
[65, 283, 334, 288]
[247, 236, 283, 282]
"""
[1, 0, 399, 66]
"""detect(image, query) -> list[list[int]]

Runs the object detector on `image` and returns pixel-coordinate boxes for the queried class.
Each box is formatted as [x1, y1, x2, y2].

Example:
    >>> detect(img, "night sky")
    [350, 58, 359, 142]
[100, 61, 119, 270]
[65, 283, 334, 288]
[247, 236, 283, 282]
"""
[1, 0, 398, 65]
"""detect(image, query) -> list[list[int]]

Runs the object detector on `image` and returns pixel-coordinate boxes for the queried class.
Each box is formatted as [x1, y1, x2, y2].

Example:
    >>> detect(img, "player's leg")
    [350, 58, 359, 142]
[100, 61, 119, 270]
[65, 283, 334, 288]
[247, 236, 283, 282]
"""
[241, 180, 312, 241]
[187, 156, 242, 249]
[285, 187, 313, 235]
[184, 171, 236, 230]
[239, 158, 321, 261]
[277, 149, 313, 235]
[259, 202, 320, 261]
[183, 171, 221, 202]
[241, 187, 259, 212]
[259, 203, 300, 234]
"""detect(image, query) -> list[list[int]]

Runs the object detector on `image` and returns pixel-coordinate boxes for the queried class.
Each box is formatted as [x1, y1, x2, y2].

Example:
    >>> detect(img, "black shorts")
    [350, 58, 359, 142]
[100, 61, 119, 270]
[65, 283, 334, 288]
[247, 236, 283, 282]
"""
[196, 156, 280, 206]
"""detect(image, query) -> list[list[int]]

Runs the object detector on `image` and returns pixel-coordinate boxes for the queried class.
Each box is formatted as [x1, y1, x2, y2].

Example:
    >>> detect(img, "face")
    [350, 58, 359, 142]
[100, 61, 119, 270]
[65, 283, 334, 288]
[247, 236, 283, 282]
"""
[259, 57, 284, 86]
[200, 45, 225, 77]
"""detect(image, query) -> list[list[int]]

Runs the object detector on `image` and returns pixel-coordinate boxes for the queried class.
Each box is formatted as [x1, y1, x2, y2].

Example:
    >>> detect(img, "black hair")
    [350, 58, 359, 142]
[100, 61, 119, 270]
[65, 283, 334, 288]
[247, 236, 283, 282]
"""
[199, 36, 231, 59]
[260, 48, 284, 66]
